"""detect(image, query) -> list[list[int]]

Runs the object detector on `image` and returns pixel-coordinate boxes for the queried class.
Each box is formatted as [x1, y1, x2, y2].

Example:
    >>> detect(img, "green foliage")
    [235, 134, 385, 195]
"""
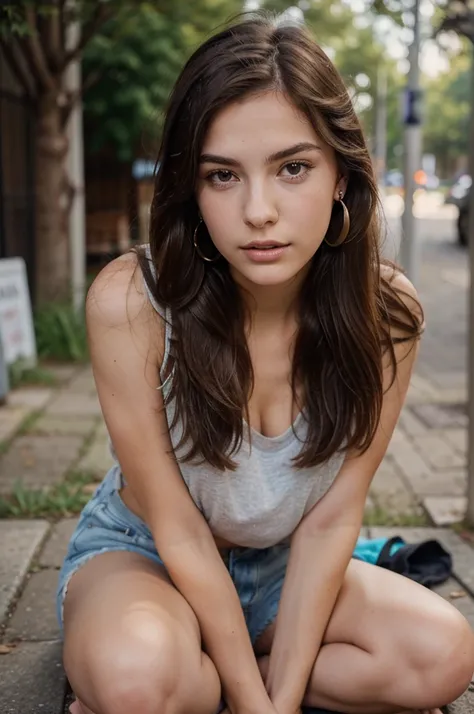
[34, 303, 89, 363]
[83, 7, 184, 160]
[422, 47, 472, 175]
[0, 471, 94, 518]
[363, 505, 430, 527]
[83, 0, 400, 161]
[8, 360, 58, 389]
[82, 0, 243, 160]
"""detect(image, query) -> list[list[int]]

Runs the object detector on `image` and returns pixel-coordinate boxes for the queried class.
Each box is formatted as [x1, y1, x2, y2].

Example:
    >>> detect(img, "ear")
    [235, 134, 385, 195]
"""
[335, 175, 348, 200]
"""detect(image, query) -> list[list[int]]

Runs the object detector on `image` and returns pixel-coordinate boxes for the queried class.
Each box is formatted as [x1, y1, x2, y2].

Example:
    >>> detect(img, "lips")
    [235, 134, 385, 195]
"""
[242, 241, 289, 250]
[241, 242, 290, 263]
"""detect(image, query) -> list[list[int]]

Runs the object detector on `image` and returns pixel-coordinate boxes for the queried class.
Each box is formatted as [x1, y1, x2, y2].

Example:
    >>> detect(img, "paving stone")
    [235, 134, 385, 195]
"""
[423, 496, 467, 526]
[444, 428, 468, 456]
[0, 434, 84, 494]
[30, 413, 97, 437]
[45, 363, 82, 383]
[76, 430, 114, 478]
[46, 391, 101, 418]
[67, 367, 96, 395]
[6, 569, 61, 642]
[434, 578, 474, 628]
[0, 406, 28, 443]
[386, 432, 433, 485]
[430, 371, 468, 391]
[40, 518, 79, 569]
[408, 469, 467, 498]
[369, 457, 417, 513]
[397, 407, 428, 436]
[0, 640, 66, 714]
[0, 520, 50, 625]
[411, 434, 465, 470]
[447, 685, 474, 714]
[364, 495, 375, 512]
[434, 387, 468, 404]
[409, 402, 467, 430]
[8, 387, 53, 411]
[406, 373, 441, 402]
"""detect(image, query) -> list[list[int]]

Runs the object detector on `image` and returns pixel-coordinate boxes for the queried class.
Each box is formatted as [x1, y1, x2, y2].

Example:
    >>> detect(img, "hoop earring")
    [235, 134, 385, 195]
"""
[193, 218, 221, 262]
[324, 191, 350, 247]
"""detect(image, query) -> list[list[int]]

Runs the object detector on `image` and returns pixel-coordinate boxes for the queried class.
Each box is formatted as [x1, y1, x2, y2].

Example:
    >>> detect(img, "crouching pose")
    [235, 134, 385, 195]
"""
[57, 12, 474, 714]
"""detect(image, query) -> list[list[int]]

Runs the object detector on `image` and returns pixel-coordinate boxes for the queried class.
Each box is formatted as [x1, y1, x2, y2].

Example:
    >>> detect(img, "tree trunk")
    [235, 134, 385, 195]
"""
[35, 91, 70, 304]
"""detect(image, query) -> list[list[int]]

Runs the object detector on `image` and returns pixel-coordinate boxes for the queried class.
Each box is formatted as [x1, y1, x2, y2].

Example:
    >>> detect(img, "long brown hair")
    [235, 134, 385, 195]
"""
[136, 12, 423, 471]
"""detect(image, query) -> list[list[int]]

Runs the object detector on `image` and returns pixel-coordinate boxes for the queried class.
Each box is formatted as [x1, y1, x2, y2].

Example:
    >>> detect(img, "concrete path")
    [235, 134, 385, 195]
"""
[1, 519, 473, 713]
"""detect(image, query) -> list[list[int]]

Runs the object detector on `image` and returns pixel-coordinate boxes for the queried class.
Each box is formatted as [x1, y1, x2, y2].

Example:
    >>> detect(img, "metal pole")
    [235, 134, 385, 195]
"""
[466, 44, 474, 524]
[400, 0, 422, 285]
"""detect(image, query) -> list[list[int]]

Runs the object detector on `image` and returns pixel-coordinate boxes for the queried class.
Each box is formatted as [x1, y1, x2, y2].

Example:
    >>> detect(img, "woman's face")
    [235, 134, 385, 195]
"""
[195, 91, 345, 289]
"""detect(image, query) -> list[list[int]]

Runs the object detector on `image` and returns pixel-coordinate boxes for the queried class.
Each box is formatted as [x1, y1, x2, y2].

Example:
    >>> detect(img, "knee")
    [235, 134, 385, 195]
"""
[66, 619, 215, 714]
[416, 609, 474, 707]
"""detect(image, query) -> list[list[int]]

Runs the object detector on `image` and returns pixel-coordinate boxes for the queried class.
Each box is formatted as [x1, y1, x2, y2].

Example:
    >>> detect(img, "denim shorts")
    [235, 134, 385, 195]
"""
[56, 465, 290, 645]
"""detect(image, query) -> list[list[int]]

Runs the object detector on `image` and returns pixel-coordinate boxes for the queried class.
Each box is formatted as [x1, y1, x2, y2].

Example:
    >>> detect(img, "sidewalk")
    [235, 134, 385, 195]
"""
[1, 226, 473, 712]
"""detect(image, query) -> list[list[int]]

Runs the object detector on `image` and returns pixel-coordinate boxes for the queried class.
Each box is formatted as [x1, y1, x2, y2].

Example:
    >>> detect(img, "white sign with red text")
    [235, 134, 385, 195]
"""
[0, 258, 37, 365]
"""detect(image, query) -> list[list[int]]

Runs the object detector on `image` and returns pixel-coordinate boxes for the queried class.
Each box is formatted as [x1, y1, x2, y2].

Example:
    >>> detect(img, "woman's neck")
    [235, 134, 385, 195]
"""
[232, 268, 306, 327]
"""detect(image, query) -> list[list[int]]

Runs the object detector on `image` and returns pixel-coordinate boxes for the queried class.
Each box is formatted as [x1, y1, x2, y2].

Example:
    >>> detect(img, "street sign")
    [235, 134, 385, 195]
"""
[0, 258, 37, 366]
[403, 88, 423, 126]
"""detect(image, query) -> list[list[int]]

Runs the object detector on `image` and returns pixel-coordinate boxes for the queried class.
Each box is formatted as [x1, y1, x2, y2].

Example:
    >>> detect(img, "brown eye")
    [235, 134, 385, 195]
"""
[280, 161, 311, 179]
[209, 170, 234, 183]
[286, 162, 303, 175]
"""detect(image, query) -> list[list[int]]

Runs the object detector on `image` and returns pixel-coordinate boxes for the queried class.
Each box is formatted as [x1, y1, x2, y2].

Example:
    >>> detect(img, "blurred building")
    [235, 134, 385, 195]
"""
[0, 46, 36, 296]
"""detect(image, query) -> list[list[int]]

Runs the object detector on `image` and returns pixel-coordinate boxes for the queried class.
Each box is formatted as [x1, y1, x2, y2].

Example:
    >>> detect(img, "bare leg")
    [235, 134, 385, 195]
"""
[255, 559, 474, 714]
[62, 551, 221, 714]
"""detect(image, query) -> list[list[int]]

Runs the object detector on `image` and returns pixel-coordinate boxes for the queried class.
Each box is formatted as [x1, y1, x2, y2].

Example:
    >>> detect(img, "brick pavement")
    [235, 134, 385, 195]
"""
[0, 217, 473, 711]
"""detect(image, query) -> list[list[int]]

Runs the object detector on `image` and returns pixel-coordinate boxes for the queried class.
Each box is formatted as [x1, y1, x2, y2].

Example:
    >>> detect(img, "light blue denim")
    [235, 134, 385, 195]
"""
[56, 465, 290, 645]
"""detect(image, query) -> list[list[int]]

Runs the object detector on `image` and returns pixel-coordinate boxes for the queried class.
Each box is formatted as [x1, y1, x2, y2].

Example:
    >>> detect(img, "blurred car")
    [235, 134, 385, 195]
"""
[384, 169, 440, 191]
[384, 170, 403, 188]
[457, 191, 470, 246]
[445, 173, 471, 208]
[445, 173, 472, 246]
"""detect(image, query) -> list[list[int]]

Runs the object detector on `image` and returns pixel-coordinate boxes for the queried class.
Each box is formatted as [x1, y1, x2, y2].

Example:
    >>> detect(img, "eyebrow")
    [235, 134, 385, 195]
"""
[199, 142, 322, 167]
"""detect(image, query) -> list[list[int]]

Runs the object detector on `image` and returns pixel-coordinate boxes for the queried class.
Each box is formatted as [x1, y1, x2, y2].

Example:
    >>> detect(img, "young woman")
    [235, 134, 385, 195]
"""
[57, 13, 474, 714]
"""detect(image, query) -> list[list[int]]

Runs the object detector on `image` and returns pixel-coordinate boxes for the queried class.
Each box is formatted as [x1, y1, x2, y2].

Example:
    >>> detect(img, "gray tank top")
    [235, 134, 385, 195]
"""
[112, 246, 345, 548]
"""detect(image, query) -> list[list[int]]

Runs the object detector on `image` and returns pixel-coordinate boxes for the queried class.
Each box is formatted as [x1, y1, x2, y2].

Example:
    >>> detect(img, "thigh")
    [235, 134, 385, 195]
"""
[323, 558, 468, 652]
[256, 556, 472, 659]
[63, 551, 221, 714]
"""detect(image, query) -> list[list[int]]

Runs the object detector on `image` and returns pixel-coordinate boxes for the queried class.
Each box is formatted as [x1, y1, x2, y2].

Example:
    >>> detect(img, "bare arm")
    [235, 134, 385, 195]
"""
[265, 273, 423, 714]
[87, 254, 273, 714]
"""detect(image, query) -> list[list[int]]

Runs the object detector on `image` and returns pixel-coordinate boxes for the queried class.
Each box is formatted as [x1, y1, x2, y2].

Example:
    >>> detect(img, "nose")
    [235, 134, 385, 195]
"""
[243, 182, 278, 228]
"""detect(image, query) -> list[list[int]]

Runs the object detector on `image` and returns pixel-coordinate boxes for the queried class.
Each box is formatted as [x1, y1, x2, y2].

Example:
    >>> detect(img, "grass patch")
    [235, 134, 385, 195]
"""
[0, 471, 97, 519]
[34, 303, 89, 362]
[8, 360, 58, 390]
[0, 409, 44, 455]
[16, 410, 42, 436]
[363, 506, 430, 528]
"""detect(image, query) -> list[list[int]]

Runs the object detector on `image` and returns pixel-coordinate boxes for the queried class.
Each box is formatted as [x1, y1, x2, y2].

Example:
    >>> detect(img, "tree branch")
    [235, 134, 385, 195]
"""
[21, 6, 56, 92]
[60, 66, 103, 127]
[60, 4, 115, 70]
[0, 38, 37, 99]
[44, 0, 64, 70]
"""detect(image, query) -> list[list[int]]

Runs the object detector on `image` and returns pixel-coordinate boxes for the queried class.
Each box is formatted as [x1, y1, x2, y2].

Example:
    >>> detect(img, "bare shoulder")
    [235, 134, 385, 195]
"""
[380, 263, 424, 329]
[86, 250, 155, 330]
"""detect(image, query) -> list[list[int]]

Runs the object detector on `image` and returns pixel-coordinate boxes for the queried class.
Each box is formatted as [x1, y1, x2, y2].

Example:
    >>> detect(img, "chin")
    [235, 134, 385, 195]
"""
[238, 265, 301, 288]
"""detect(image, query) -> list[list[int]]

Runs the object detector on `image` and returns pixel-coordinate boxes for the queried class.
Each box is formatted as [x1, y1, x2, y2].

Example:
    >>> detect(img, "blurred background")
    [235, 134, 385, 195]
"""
[3, 6, 474, 711]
